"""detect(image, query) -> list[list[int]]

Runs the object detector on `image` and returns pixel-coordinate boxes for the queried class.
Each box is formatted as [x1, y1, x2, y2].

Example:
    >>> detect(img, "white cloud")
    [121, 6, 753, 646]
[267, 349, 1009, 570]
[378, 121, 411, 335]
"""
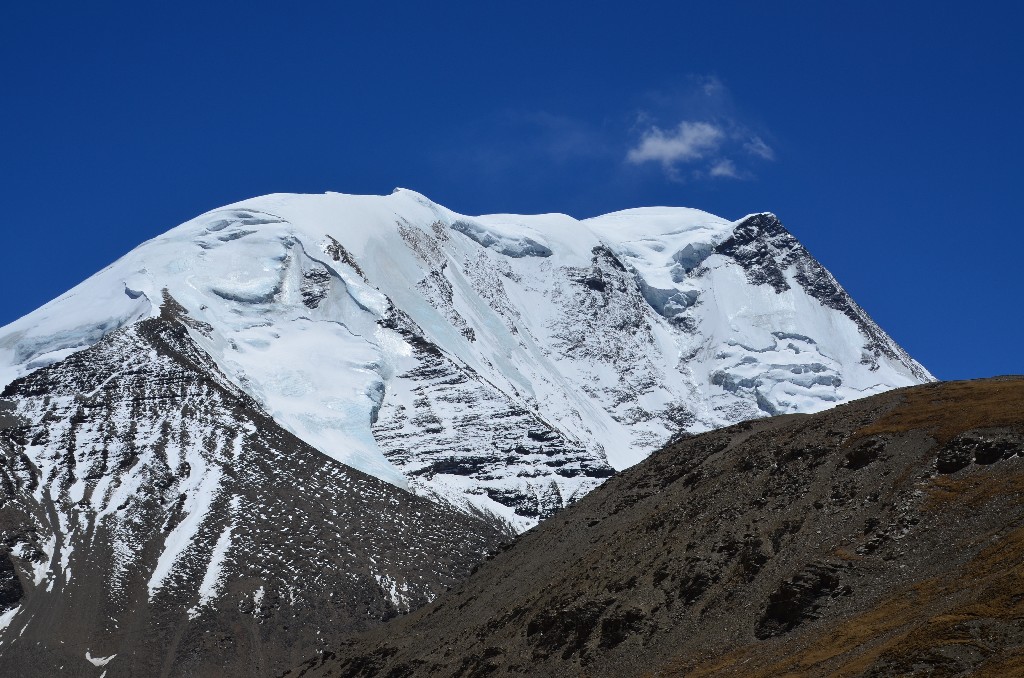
[627, 121, 724, 166]
[627, 120, 775, 181]
[744, 135, 775, 160]
[700, 75, 725, 97]
[627, 77, 777, 181]
[709, 159, 740, 178]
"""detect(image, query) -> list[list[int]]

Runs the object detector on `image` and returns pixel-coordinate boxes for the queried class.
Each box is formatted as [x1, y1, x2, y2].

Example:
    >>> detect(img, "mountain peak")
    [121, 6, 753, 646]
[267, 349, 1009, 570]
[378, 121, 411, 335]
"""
[0, 191, 931, 529]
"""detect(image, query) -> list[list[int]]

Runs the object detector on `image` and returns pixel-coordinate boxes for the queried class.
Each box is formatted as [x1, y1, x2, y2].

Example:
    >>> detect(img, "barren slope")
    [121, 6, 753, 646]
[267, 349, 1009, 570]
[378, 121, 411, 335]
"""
[291, 377, 1024, 677]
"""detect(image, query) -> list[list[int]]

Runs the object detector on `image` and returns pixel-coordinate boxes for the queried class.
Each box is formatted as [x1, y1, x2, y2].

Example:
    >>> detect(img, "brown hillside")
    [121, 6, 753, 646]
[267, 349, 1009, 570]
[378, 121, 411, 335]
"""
[289, 377, 1024, 678]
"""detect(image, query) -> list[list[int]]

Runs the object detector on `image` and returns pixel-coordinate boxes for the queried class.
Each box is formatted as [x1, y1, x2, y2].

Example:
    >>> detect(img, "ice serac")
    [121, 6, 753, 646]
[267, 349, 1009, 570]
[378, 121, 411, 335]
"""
[0, 190, 932, 531]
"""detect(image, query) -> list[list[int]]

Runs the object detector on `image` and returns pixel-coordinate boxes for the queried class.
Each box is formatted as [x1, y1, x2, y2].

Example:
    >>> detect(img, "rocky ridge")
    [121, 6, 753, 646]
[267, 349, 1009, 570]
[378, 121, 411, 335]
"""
[0, 302, 505, 677]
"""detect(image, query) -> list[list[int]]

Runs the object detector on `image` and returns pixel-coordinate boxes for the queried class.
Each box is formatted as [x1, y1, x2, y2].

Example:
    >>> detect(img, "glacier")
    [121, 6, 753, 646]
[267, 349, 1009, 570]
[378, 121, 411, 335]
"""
[0, 189, 932, 531]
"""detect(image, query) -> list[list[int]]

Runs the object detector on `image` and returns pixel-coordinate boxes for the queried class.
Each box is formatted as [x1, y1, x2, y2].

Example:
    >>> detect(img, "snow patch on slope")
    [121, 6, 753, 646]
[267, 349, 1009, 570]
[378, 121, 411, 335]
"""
[147, 465, 223, 598]
[187, 521, 233, 619]
[85, 651, 117, 667]
[0, 607, 19, 634]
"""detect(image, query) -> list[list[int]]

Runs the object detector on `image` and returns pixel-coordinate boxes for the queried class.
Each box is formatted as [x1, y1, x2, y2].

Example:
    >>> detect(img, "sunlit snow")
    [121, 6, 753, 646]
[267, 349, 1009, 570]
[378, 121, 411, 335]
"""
[0, 189, 931, 529]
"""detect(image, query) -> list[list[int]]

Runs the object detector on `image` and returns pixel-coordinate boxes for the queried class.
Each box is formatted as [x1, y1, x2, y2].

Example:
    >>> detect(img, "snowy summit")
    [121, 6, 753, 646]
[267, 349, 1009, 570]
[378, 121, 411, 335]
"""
[0, 189, 931, 530]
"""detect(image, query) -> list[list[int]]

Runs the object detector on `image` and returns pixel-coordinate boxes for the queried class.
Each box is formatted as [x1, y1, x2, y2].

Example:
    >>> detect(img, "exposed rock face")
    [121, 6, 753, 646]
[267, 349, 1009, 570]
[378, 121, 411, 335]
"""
[373, 304, 612, 529]
[0, 305, 505, 678]
[715, 213, 927, 375]
[290, 377, 1024, 678]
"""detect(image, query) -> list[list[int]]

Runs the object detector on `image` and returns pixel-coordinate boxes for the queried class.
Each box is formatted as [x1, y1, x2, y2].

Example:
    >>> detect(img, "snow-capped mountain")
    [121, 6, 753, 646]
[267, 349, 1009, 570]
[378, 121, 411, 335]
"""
[0, 189, 932, 675]
[0, 189, 930, 531]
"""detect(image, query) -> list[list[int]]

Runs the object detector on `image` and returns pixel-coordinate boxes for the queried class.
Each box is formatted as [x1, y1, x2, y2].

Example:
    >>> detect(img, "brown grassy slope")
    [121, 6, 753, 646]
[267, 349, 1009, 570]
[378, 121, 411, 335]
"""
[289, 377, 1024, 678]
[659, 451, 1024, 676]
[856, 377, 1024, 443]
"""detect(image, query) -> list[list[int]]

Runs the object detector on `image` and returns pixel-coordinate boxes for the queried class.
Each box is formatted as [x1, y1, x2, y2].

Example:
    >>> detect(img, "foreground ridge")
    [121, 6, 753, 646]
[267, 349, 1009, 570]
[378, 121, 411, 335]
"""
[292, 377, 1024, 677]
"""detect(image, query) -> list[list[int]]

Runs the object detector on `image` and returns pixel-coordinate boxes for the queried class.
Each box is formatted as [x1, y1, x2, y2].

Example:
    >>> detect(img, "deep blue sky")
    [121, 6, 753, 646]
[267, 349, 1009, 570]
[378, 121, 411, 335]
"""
[2, 2, 1021, 380]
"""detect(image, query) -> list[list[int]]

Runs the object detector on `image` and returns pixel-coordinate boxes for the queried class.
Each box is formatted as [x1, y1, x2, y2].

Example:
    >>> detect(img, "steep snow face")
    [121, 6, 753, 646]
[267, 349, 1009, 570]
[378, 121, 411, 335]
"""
[0, 190, 932, 529]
